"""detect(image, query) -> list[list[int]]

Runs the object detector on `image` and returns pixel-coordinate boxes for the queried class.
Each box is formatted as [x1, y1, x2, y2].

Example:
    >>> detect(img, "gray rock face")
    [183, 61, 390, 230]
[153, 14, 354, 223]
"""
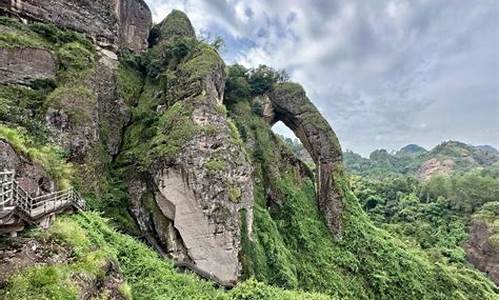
[266, 82, 344, 237]
[466, 219, 499, 285]
[0, 140, 55, 195]
[0, 0, 152, 52]
[134, 81, 253, 286]
[0, 47, 56, 85]
[45, 57, 129, 163]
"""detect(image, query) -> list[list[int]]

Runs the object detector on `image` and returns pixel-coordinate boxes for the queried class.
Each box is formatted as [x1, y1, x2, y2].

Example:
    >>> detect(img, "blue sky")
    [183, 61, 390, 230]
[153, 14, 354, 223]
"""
[145, 0, 499, 156]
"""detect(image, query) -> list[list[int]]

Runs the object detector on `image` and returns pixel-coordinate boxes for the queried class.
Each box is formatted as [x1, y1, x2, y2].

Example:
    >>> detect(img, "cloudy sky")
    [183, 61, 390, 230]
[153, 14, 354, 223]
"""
[145, 0, 498, 156]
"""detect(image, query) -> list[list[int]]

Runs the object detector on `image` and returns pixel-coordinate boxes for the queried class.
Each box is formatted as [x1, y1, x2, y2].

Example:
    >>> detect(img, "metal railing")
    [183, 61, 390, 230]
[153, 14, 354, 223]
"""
[0, 170, 85, 224]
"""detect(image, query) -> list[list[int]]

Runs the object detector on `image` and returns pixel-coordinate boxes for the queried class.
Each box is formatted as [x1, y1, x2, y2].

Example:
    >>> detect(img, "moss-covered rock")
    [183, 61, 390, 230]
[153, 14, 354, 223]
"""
[153, 10, 196, 45]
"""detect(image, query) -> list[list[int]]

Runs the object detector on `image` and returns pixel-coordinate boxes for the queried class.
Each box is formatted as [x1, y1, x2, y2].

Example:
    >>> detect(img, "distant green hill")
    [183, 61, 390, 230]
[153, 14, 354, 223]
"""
[343, 141, 498, 179]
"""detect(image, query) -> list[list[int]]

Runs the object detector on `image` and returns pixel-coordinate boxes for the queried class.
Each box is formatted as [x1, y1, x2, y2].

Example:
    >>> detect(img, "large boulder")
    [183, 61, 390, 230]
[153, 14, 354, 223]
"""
[0, 0, 152, 53]
[127, 10, 253, 286]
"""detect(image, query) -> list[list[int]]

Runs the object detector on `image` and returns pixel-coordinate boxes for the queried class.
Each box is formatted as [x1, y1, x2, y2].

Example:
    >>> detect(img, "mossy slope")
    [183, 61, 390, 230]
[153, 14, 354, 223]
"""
[229, 101, 498, 300]
[1, 213, 333, 300]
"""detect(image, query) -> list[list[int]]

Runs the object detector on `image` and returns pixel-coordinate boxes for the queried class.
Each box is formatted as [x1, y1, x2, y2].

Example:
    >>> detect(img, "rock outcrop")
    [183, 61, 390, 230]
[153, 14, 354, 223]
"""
[265, 82, 344, 237]
[0, 47, 56, 85]
[125, 10, 253, 285]
[416, 158, 455, 180]
[466, 218, 499, 285]
[0, 140, 55, 195]
[0, 0, 152, 53]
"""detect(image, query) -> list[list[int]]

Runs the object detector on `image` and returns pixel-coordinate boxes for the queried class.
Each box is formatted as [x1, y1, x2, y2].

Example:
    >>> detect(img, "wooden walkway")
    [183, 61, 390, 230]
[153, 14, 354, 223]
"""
[0, 170, 85, 232]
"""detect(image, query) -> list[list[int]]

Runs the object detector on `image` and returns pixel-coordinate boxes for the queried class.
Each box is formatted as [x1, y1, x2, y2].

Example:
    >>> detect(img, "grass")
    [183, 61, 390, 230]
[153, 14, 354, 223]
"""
[0, 125, 73, 188]
[1, 212, 335, 299]
[0, 218, 110, 300]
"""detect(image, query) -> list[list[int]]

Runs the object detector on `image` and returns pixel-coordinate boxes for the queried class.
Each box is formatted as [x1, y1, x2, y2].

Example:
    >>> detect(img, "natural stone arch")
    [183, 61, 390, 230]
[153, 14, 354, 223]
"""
[263, 82, 344, 237]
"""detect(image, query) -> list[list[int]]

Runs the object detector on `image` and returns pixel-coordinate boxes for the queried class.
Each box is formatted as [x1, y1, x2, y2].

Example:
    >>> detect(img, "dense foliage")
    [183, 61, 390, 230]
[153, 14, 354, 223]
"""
[227, 100, 498, 299]
[351, 165, 498, 264]
[1, 213, 332, 300]
[224, 64, 289, 106]
[343, 141, 498, 178]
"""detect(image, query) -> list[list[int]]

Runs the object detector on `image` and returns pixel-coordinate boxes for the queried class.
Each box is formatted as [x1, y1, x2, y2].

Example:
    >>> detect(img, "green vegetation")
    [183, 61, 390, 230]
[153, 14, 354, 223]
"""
[1, 10, 497, 300]
[180, 43, 223, 80]
[204, 157, 226, 172]
[228, 105, 498, 299]
[1, 218, 112, 300]
[1, 213, 335, 299]
[0, 16, 97, 143]
[156, 10, 195, 43]
[44, 85, 97, 126]
[117, 56, 144, 106]
[351, 165, 499, 265]
[224, 64, 289, 106]
[227, 183, 242, 203]
[0, 17, 49, 48]
[344, 141, 498, 178]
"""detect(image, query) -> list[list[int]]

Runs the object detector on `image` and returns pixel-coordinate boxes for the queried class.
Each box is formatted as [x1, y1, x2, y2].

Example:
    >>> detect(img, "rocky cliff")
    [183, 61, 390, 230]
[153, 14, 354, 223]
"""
[0, 0, 151, 53]
[120, 10, 254, 284]
[263, 83, 344, 236]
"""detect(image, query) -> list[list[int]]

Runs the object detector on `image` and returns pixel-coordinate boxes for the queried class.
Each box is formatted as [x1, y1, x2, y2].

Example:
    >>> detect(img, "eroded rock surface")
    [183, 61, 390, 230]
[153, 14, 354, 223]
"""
[466, 218, 499, 285]
[0, 47, 56, 85]
[126, 10, 253, 285]
[45, 58, 129, 164]
[266, 82, 344, 237]
[0, 140, 55, 195]
[0, 0, 151, 52]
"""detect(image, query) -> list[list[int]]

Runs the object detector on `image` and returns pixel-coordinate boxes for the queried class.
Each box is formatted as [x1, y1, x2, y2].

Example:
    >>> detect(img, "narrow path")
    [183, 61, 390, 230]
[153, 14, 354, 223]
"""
[0, 170, 85, 234]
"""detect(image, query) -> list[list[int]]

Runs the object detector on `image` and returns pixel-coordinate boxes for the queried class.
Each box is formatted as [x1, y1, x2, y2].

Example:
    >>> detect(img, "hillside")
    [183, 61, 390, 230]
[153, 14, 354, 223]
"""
[0, 1, 498, 299]
[343, 141, 498, 179]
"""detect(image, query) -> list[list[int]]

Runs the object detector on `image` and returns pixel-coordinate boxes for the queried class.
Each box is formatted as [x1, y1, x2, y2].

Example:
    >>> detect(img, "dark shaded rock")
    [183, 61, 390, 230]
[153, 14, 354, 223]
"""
[466, 218, 499, 285]
[117, 0, 152, 52]
[0, 139, 55, 195]
[91, 57, 130, 156]
[0, 0, 152, 52]
[0, 47, 56, 85]
[266, 82, 344, 237]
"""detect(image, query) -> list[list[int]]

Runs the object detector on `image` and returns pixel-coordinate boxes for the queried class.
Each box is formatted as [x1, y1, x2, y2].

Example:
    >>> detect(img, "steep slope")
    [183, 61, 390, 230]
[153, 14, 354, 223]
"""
[0, 213, 331, 300]
[224, 94, 497, 299]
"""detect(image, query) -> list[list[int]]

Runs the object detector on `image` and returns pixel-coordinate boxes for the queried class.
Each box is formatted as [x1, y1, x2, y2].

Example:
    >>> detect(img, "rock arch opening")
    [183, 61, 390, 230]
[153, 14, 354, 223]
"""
[272, 121, 313, 164]
[265, 83, 344, 237]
